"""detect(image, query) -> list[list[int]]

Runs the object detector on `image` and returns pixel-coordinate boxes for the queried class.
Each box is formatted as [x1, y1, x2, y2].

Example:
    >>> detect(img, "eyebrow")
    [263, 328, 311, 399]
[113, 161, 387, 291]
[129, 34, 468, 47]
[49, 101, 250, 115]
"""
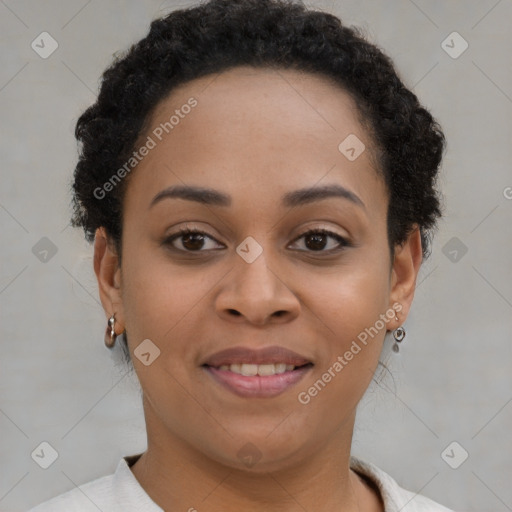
[149, 184, 365, 210]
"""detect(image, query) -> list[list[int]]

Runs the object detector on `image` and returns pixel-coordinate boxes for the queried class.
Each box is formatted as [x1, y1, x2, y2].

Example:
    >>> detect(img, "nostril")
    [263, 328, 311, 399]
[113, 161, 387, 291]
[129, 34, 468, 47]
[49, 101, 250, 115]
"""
[228, 309, 241, 316]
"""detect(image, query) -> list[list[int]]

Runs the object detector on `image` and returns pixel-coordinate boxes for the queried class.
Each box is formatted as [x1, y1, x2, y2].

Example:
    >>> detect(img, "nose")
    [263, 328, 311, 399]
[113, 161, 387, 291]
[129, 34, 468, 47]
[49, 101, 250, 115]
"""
[214, 249, 300, 326]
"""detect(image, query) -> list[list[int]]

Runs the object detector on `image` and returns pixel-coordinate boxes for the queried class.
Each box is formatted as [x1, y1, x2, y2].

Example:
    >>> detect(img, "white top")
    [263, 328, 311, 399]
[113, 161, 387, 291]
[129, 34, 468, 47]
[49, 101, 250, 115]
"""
[27, 453, 455, 511]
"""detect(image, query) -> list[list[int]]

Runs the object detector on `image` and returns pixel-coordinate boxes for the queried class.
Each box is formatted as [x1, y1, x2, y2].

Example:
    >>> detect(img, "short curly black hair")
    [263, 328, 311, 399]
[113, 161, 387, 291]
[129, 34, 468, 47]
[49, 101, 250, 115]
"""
[70, 0, 445, 264]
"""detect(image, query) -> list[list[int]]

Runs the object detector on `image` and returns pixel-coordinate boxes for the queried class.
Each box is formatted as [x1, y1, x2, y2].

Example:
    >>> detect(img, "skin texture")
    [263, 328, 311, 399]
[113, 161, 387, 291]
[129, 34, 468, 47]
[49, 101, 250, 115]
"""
[94, 66, 422, 512]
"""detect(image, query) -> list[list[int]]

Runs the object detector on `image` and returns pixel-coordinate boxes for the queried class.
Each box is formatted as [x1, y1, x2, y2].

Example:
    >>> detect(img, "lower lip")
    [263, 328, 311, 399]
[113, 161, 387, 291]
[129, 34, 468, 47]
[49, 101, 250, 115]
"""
[204, 365, 312, 398]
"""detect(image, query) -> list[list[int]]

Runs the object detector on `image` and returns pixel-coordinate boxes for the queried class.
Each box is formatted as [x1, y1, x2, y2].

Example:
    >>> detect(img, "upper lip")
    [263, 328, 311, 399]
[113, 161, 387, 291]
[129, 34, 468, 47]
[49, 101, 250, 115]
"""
[202, 345, 313, 367]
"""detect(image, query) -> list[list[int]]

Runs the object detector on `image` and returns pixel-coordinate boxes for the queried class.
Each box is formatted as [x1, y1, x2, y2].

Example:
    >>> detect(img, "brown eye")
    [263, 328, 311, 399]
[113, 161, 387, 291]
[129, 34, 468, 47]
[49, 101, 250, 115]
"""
[165, 229, 223, 252]
[304, 232, 328, 251]
[180, 232, 206, 251]
[291, 229, 349, 252]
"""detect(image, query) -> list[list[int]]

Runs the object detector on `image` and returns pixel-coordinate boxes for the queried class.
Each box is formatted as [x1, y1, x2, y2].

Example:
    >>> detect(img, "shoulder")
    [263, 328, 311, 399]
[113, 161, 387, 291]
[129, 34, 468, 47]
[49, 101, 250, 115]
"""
[350, 456, 456, 512]
[26, 472, 115, 512]
[26, 454, 162, 512]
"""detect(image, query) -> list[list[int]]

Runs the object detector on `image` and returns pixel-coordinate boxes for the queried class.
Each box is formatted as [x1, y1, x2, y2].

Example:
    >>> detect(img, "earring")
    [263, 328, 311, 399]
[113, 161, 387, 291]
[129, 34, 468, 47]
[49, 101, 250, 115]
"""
[392, 313, 406, 353]
[104, 313, 117, 349]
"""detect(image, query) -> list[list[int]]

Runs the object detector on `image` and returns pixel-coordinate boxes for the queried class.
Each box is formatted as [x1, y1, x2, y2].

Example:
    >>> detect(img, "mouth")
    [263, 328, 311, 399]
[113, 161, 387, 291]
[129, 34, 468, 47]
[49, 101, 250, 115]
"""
[210, 362, 312, 376]
[202, 345, 314, 398]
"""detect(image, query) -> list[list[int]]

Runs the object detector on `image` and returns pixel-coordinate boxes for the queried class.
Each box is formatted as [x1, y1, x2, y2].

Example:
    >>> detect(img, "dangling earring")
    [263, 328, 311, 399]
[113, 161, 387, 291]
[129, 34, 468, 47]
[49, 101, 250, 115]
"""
[104, 313, 117, 349]
[392, 312, 406, 353]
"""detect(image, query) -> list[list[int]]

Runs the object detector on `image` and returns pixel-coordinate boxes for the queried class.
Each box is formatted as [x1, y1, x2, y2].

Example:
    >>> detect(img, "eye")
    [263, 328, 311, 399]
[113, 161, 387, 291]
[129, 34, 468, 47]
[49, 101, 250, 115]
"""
[289, 228, 350, 252]
[164, 228, 224, 252]
[163, 227, 350, 254]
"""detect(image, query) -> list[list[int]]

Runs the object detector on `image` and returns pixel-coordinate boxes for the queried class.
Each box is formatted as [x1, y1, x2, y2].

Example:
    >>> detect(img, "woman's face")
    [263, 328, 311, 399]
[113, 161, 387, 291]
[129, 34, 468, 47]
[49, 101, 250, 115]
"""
[96, 66, 421, 472]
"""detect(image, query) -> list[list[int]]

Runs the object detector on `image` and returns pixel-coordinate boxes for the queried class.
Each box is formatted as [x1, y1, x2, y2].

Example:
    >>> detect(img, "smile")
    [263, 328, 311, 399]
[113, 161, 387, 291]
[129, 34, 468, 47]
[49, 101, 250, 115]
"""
[217, 362, 298, 376]
[204, 362, 314, 400]
[202, 345, 314, 398]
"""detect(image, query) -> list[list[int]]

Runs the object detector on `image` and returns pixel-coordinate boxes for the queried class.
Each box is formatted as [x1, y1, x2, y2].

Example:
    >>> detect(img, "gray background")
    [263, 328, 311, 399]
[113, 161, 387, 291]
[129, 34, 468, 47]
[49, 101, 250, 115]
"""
[1, 0, 511, 510]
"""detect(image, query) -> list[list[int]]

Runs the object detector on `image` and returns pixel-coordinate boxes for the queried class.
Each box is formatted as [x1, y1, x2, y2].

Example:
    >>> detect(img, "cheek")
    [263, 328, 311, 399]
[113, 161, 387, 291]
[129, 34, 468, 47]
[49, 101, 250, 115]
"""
[120, 248, 211, 408]
[121, 253, 214, 351]
[309, 252, 391, 341]
[302, 254, 391, 401]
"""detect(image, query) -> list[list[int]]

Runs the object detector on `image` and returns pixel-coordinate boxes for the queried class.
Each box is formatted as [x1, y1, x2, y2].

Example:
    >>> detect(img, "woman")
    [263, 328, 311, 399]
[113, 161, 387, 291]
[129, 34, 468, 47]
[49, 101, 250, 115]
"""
[29, 0, 455, 510]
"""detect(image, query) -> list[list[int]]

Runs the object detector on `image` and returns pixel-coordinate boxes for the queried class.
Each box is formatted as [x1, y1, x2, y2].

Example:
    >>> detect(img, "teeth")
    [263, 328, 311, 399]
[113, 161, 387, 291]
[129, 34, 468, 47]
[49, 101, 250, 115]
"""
[275, 363, 287, 373]
[241, 363, 258, 376]
[217, 363, 298, 376]
[257, 364, 276, 376]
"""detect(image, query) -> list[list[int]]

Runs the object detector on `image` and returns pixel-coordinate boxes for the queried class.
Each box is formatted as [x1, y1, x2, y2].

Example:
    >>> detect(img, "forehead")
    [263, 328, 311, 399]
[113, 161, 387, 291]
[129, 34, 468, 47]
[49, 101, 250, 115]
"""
[125, 66, 386, 215]
[151, 65, 366, 151]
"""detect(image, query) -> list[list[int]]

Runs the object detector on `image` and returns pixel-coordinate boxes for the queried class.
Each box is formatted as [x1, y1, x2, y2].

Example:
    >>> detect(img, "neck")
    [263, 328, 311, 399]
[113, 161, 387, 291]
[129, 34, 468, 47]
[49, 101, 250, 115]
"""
[130, 399, 382, 512]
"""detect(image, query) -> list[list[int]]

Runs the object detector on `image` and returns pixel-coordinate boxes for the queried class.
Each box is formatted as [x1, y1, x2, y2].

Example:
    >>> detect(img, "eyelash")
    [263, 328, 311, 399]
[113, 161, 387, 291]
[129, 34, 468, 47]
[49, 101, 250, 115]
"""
[164, 227, 351, 254]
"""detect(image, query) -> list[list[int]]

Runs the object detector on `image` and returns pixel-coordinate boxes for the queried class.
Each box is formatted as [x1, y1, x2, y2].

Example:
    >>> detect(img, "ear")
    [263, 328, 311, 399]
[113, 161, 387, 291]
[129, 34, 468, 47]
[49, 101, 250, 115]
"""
[93, 227, 125, 335]
[388, 225, 423, 330]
